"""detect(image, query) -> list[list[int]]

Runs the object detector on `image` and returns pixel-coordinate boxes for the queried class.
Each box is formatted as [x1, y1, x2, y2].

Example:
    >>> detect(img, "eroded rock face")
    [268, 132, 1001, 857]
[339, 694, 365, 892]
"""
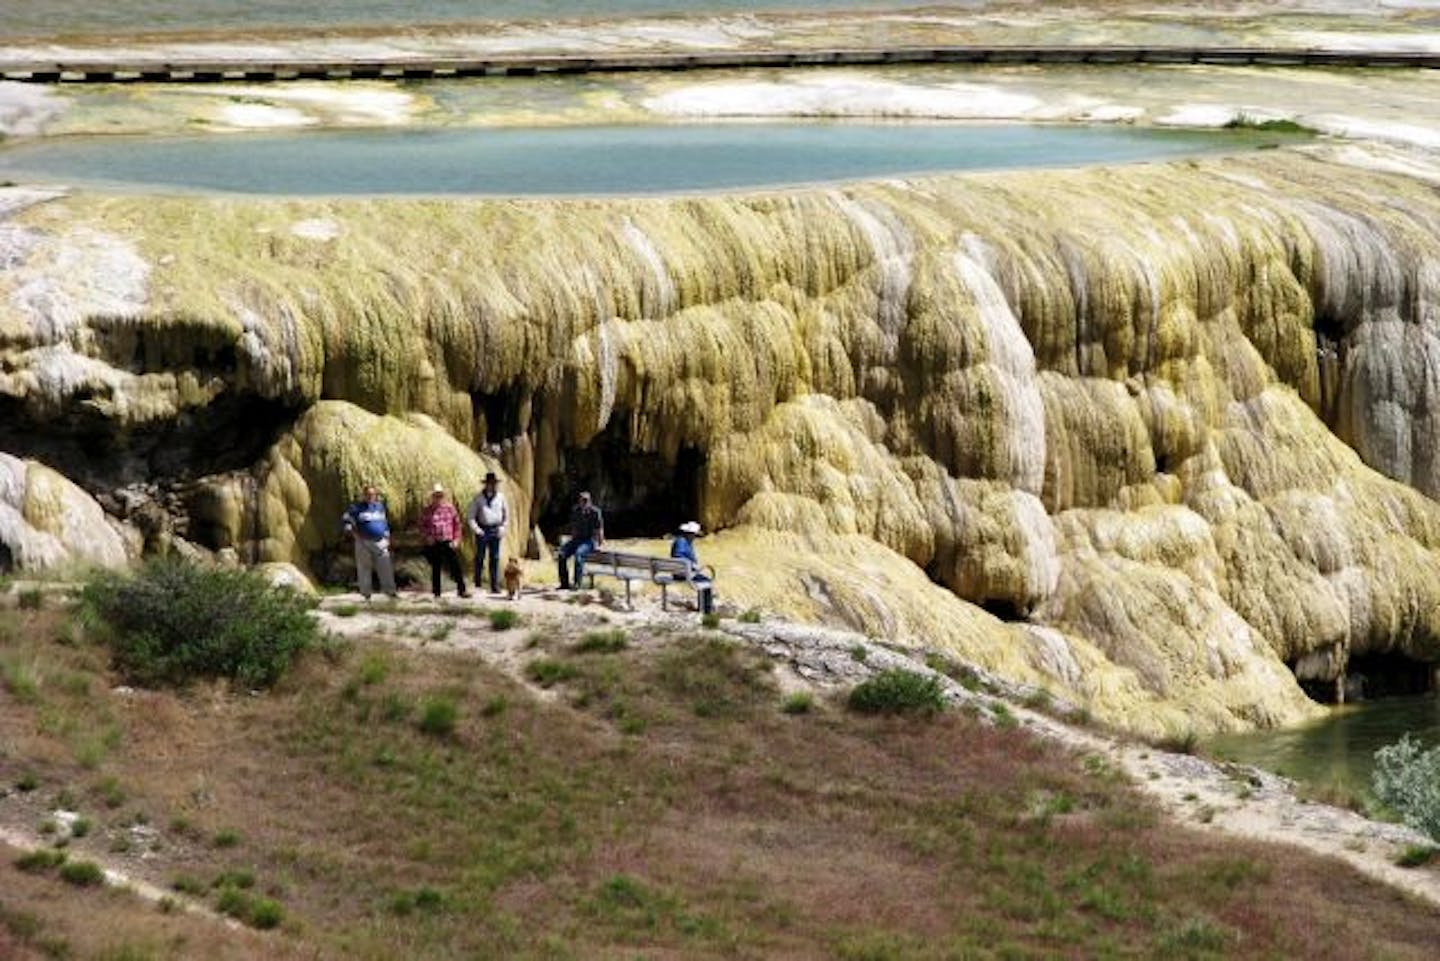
[0, 453, 132, 572]
[2, 149, 1440, 733]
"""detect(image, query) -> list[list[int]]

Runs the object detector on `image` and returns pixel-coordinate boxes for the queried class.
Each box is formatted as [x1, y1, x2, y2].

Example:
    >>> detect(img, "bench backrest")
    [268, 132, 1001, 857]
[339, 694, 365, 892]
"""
[587, 550, 692, 579]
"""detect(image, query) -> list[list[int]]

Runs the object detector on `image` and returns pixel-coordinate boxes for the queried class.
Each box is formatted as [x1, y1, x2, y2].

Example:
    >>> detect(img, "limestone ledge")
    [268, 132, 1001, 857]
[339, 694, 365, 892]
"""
[3, 150, 1440, 734]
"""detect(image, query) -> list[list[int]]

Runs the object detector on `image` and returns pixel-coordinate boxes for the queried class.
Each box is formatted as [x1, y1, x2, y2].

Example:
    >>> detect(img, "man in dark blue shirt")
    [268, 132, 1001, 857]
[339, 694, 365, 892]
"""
[557, 490, 604, 590]
[342, 484, 397, 599]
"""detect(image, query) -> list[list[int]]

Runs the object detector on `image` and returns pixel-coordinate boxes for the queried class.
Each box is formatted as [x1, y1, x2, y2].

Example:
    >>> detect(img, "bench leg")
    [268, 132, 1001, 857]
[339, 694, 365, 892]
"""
[660, 583, 668, 611]
[625, 579, 633, 610]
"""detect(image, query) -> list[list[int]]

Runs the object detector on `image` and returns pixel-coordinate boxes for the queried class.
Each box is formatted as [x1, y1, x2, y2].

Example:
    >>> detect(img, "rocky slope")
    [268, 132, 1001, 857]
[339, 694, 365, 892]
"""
[3, 147, 1440, 734]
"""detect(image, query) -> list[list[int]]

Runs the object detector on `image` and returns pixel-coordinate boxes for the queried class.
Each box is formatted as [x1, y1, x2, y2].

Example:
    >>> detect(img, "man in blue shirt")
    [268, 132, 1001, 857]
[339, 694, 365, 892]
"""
[557, 490, 604, 590]
[342, 484, 397, 599]
[671, 520, 714, 614]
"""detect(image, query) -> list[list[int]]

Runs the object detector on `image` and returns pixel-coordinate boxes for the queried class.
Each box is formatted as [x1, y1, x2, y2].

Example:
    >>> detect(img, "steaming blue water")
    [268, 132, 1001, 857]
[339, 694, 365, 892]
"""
[2, 1, 968, 38]
[0, 123, 1290, 197]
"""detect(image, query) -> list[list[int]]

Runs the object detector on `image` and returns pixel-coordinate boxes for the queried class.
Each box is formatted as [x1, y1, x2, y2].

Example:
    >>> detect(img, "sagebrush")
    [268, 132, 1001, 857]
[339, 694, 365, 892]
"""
[848, 669, 946, 716]
[1373, 735, 1440, 841]
[81, 559, 321, 688]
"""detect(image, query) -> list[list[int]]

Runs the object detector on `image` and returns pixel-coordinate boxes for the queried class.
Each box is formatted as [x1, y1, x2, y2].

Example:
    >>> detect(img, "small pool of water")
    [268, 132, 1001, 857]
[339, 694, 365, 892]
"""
[0, 123, 1294, 197]
[1207, 694, 1440, 800]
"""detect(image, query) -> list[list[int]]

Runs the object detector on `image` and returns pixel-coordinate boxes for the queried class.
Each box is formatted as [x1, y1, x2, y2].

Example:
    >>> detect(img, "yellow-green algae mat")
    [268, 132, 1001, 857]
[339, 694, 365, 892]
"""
[3, 148, 1440, 737]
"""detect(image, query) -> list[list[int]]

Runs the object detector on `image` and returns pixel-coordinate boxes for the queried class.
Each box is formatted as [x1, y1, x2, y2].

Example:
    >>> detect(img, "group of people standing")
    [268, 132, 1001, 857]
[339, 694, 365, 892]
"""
[342, 480, 708, 603]
[341, 471, 509, 599]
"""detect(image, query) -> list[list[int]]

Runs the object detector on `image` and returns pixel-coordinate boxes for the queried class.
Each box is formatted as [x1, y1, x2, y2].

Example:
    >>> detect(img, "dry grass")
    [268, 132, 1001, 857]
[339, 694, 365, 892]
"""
[3, 606, 1440, 960]
[0, 842, 306, 961]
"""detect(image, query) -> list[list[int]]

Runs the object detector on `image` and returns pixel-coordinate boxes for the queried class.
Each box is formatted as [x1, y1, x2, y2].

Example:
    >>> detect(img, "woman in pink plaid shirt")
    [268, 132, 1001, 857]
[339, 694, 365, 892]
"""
[419, 483, 469, 599]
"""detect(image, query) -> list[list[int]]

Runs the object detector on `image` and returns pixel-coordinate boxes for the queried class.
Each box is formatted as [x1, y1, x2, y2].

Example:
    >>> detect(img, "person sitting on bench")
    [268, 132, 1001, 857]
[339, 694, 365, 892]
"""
[671, 520, 714, 613]
[557, 490, 604, 590]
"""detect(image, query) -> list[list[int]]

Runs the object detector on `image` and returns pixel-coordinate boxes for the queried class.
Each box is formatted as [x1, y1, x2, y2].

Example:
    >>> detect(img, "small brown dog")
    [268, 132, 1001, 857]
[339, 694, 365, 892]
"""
[503, 557, 523, 600]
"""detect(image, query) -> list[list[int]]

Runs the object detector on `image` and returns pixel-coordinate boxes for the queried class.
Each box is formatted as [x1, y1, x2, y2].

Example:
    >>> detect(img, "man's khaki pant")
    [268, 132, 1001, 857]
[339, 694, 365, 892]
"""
[355, 537, 396, 597]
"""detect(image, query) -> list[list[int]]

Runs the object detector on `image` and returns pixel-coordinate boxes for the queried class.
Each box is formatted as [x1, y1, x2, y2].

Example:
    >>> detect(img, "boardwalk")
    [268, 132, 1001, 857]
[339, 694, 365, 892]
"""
[3, 45, 1438, 84]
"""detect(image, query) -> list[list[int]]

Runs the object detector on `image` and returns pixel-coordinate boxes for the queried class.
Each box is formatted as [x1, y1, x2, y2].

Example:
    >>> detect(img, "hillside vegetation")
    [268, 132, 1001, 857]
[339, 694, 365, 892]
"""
[2, 599, 1438, 960]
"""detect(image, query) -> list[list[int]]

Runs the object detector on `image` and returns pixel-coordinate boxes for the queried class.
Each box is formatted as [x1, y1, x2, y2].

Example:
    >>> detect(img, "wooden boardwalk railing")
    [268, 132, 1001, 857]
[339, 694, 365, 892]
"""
[2, 45, 1437, 83]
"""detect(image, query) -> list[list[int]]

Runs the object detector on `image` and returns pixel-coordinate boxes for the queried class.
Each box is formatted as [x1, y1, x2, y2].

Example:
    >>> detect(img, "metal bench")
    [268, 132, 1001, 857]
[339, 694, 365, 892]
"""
[583, 550, 714, 611]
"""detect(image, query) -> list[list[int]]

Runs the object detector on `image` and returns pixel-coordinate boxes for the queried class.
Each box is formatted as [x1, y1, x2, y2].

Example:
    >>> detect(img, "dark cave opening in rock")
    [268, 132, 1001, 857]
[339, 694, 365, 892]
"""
[0, 392, 299, 493]
[1292, 671, 1341, 705]
[978, 597, 1028, 622]
[1344, 652, 1437, 702]
[539, 422, 703, 542]
[1289, 651, 1437, 704]
[473, 384, 529, 448]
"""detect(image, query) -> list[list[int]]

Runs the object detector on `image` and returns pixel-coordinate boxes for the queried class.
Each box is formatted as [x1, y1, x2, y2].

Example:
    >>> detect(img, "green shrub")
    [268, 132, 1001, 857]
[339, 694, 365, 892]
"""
[17, 589, 43, 610]
[1158, 728, 1200, 755]
[780, 692, 814, 715]
[412, 887, 445, 911]
[171, 874, 206, 896]
[488, 609, 520, 632]
[213, 884, 284, 930]
[1395, 845, 1437, 868]
[390, 886, 447, 915]
[16, 772, 39, 792]
[574, 629, 628, 654]
[1158, 915, 1234, 953]
[58, 860, 105, 887]
[1223, 114, 1314, 135]
[0, 655, 39, 703]
[847, 670, 946, 717]
[96, 777, 126, 809]
[700, 613, 721, 629]
[70, 817, 92, 839]
[80, 558, 321, 689]
[356, 652, 390, 686]
[211, 829, 241, 849]
[15, 848, 66, 872]
[526, 658, 579, 688]
[418, 696, 459, 737]
[215, 885, 250, 918]
[1021, 688, 1053, 712]
[1373, 735, 1440, 841]
[738, 608, 762, 624]
[248, 898, 284, 930]
[212, 869, 254, 890]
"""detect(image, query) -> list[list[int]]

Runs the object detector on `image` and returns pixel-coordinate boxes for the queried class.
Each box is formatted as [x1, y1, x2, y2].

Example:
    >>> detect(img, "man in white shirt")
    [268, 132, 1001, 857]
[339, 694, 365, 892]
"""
[466, 471, 508, 594]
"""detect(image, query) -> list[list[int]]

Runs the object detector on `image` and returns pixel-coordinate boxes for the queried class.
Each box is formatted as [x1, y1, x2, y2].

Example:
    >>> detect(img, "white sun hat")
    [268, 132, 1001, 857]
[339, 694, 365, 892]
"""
[679, 521, 702, 535]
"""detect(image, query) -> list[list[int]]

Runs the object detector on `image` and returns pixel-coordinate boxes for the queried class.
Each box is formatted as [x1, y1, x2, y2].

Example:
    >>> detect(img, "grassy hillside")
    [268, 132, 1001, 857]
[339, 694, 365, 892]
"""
[2, 600, 1438, 960]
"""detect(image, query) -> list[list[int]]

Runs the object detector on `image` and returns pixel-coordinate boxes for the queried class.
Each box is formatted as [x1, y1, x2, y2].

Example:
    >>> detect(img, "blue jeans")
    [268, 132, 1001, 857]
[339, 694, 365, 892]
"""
[557, 538, 596, 589]
[475, 530, 502, 592]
